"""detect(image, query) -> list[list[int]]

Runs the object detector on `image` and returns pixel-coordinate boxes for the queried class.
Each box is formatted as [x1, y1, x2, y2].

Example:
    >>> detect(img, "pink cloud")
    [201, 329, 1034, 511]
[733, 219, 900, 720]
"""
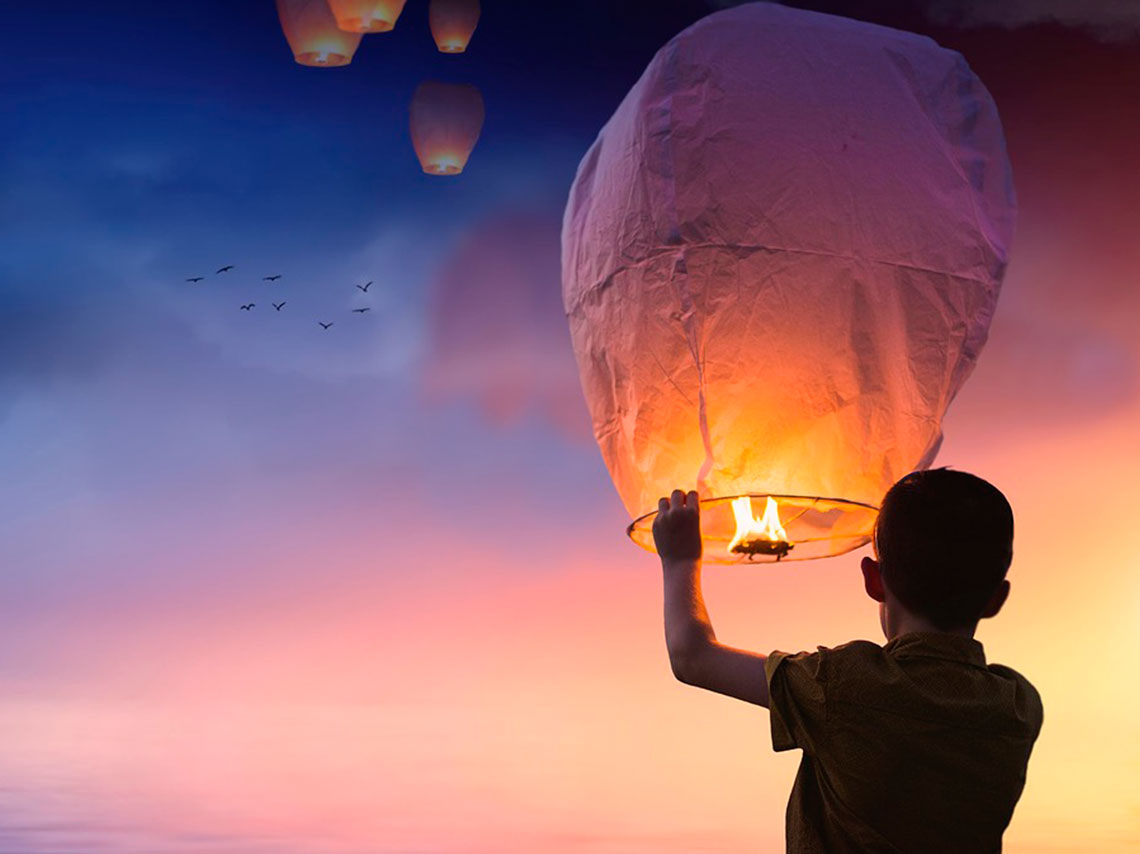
[421, 209, 591, 442]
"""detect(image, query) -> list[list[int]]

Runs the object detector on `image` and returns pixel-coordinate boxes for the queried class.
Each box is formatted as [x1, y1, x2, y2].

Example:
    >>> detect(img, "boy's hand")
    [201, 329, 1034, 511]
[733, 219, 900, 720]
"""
[653, 488, 703, 563]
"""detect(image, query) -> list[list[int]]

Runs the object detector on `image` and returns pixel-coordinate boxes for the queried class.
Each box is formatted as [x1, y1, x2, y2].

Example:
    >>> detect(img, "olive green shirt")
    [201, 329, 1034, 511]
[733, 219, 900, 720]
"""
[766, 633, 1043, 853]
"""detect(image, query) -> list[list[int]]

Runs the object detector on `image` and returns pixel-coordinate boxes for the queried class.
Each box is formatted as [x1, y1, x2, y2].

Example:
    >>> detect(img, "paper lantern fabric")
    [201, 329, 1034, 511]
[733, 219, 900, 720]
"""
[561, 3, 1016, 551]
[409, 81, 485, 175]
[277, 0, 363, 66]
[429, 0, 481, 53]
[326, 0, 407, 33]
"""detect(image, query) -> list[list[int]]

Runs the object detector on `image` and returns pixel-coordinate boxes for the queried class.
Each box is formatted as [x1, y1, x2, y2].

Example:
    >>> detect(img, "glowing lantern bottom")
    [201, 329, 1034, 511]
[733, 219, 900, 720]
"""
[326, 0, 406, 32]
[424, 158, 462, 176]
[338, 16, 396, 32]
[627, 494, 878, 564]
[295, 50, 353, 66]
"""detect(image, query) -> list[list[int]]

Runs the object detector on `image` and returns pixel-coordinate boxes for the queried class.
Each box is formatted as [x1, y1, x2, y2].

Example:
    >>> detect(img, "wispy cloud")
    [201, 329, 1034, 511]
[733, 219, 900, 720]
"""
[421, 207, 591, 442]
[703, 0, 1140, 40]
[922, 0, 1140, 40]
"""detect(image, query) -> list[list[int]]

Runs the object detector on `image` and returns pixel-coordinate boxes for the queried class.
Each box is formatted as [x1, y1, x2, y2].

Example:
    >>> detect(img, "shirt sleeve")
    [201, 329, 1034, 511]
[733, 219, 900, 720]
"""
[766, 648, 828, 754]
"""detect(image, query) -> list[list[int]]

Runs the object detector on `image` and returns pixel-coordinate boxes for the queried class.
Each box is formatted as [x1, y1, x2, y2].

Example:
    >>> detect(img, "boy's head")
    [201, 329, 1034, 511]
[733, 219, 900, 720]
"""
[862, 468, 1014, 635]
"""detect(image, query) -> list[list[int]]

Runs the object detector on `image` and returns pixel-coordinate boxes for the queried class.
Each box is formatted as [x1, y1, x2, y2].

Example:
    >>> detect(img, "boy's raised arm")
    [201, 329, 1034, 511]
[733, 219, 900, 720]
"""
[655, 489, 771, 708]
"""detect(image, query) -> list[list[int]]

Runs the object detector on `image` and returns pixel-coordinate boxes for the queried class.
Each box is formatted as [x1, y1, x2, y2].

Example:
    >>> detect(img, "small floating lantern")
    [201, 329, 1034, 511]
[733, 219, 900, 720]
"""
[409, 81, 485, 175]
[277, 0, 363, 66]
[429, 0, 481, 53]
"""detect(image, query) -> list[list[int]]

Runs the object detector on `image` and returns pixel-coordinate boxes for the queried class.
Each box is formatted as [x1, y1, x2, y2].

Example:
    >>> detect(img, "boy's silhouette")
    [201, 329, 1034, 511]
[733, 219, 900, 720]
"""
[654, 468, 1042, 853]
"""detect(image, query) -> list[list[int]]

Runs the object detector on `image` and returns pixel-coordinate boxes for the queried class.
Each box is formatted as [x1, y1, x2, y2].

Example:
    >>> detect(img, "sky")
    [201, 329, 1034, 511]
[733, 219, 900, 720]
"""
[1, 1, 1139, 852]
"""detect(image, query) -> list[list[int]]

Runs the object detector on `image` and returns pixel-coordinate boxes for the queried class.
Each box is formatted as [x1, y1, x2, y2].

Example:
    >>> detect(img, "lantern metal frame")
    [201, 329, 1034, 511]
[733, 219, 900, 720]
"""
[627, 493, 879, 564]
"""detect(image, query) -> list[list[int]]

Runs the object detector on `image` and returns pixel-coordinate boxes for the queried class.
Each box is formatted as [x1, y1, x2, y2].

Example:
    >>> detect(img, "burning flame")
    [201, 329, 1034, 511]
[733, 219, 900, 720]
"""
[727, 496, 790, 554]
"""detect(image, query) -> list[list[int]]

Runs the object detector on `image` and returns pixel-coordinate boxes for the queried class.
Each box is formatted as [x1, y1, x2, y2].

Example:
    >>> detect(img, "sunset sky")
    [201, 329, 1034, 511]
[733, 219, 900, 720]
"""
[1, 1, 1138, 852]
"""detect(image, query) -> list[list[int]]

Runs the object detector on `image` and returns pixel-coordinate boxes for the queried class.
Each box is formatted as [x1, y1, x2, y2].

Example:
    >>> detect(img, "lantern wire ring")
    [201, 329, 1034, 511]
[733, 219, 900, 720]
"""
[626, 493, 880, 563]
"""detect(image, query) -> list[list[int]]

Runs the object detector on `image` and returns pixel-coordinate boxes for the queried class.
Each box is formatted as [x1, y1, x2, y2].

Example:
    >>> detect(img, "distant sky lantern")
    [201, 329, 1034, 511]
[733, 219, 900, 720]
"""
[277, 0, 362, 66]
[409, 81, 485, 175]
[561, 3, 1016, 564]
[429, 0, 481, 53]
[326, 0, 407, 33]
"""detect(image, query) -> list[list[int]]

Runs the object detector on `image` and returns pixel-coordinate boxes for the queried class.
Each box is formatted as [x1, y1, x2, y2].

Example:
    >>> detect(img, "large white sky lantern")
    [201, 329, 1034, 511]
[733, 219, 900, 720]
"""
[561, 3, 1016, 564]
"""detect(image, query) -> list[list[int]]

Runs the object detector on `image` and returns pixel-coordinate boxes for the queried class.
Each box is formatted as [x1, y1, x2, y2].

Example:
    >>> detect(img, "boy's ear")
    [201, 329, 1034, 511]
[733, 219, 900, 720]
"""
[861, 556, 886, 603]
[980, 579, 1011, 619]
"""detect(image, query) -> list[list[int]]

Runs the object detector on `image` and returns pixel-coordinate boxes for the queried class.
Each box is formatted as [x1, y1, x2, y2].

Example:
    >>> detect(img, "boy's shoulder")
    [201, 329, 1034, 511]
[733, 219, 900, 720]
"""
[812, 638, 894, 685]
[987, 660, 1039, 688]
[792, 634, 1044, 737]
[773, 638, 888, 671]
[985, 661, 1045, 735]
[773, 633, 1041, 688]
[767, 638, 877, 672]
[767, 639, 892, 697]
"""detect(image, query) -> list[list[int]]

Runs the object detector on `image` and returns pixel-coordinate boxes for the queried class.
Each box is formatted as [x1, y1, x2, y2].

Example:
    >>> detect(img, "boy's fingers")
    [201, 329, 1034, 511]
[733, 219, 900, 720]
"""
[670, 489, 685, 510]
[687, 490, 700, 513]
[658, 496, 669, 515]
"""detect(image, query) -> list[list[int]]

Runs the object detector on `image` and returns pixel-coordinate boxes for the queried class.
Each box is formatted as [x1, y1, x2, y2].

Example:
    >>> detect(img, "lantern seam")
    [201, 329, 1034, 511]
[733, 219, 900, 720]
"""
[565, 243, 997, 314]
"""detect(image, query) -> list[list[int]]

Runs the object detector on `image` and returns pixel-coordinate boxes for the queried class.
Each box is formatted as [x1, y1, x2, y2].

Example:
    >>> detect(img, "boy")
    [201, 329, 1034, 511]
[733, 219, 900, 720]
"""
[654, 468, 1043, 853]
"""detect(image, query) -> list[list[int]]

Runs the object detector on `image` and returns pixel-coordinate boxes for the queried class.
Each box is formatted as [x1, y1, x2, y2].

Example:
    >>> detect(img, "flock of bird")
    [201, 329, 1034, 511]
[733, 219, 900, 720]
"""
[184, 265, 375, 330]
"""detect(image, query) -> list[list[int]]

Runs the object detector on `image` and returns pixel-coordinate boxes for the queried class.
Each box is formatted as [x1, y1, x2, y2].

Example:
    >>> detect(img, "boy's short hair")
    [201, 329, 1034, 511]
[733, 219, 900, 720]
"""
[875, 468, 1013, 630]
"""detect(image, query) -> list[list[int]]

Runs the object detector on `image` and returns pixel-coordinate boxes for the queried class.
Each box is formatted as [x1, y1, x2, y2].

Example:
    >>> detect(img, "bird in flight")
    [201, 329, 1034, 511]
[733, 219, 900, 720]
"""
[273, 302, 286, 311]
[240, 303, 255, 311]
[185, 276, 204, 283]
[318, 321, 334, 330]
[217, 265, 235, 274]
[263, 275, 282, 281]
[356, 281, 373, 293]
[352, 307, 372, 314]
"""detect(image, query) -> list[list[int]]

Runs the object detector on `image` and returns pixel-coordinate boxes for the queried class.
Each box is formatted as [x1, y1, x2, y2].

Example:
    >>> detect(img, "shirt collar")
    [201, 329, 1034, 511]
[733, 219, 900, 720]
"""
[884, 632, 987, 668]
